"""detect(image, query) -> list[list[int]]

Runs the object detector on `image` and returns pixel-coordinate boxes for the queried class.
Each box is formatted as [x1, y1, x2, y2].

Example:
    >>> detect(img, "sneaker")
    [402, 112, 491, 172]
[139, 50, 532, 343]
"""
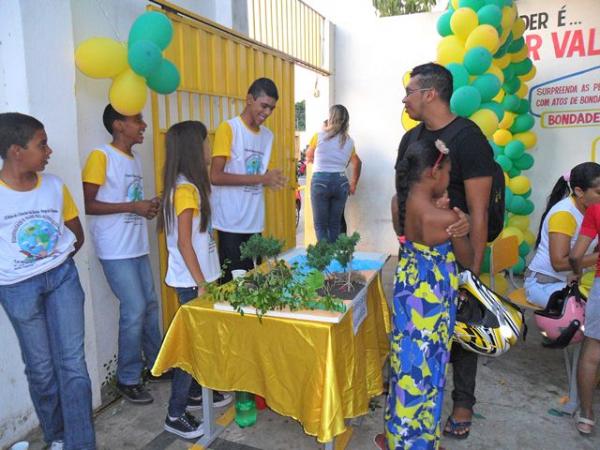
[146, 370, 173, 383]
[50, 441, 64, 450]
[164, 412, 204, 439]
[116, 382, 153, 404]
[186, 391, 233, 411]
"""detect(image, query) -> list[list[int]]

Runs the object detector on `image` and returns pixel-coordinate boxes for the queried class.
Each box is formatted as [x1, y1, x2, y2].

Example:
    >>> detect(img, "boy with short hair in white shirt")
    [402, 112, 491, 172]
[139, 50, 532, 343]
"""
[82, 104, 163, 404]
[210, 78, 286, 281]
[0, 112, 95, 449]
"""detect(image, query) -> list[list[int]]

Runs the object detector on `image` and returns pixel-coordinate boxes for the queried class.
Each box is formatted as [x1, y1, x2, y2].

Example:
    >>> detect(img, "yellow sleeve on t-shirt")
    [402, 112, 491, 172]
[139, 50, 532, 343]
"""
[174, 184, 199, 217]
[63, 185, 79, 221]
[351, 145, 356, 157]
[81, 149, 107, 185]
[309, 133, 318, 149]
[548, 210, 577, 236]
[212, 121, 233, 159]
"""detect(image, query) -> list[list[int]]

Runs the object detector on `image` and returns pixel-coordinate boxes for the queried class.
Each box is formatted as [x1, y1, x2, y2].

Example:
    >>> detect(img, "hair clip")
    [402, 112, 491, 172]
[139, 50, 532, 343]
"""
[563, 171, 571, 182]
[433, 139, 449, 168]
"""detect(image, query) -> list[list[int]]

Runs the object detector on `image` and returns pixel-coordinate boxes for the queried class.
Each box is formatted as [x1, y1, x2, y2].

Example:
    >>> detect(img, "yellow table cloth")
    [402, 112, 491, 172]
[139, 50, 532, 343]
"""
[152, 274, 391, 443]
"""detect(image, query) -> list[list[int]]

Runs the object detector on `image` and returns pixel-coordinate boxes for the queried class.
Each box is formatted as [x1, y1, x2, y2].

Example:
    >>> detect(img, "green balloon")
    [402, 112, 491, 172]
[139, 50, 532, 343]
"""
[510, 114, 535, 133]
[450, 86, 482, 117]
[490, 141, 504, 156]
[481, 247, 491, 273]
[510, 195, 526, 214]
[502, 94, 520, 112]
[522, 199, 535, 215]
[478, 4, 502, 27]
[146, 58, 180, 94]
[505, 140, 525, 159]
[513, 58, 533, 76]
[459, 0, 485, 10]
[508, 167, 521, 177]
[484, 0, 504, 7]
[509, 37, 525, 53]
[503, 77, 521, 94]
[472, 73, 501, 102]
[503, 0, 514, 6]
[505, 187, 514, 207]
[514, 153, 534, 170]
[437, 10, 453, 37]
[464, 47, 493, 75]
[128, 40, 162, 77]
[519, 241, 531, 257]
[517, 98, 530, 115]
[523, 188, 532, 199]
[447, 63, 470, 90]
[129, 11, 173, 51]
[502, 65, 516, 81]
[513, 256, 525, 274]
[497, 154, 513, 172]
[481, 101, 505, 121]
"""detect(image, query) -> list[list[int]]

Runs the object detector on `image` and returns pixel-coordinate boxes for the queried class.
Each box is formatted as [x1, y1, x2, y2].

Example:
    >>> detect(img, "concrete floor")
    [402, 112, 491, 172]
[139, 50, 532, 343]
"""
[16, 255, 600, 450]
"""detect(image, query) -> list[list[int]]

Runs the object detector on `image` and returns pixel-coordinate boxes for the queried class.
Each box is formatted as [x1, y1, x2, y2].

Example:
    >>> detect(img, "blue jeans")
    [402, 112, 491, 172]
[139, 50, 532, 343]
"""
[524, 274, 565, 308]
[168, 287, 202, 417]
[0, 258, 95, 449]
[311, 172, 349, 242]
[100, 255, 162, 385]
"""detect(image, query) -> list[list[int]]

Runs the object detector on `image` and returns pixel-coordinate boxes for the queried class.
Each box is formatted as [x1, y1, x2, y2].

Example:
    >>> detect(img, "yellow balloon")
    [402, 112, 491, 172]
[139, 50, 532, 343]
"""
[500, 226, 524, 245]
[486, 63, 505, 85]
[508, 214, 530, 231]
[513, 131, 537, 149]
[499, 111, 516, 129]
[512, 17, 527, 40]
[437, 35, 466, 65]
[403, 71, 411, 88]
[511, 45, 529, 62]
[465, 25, 499, 53]
[523, 229, 536, 247]
[519, 65, 537, 82]
[493, 129, 512, 146]
[509, 175, 531, 195]
[470, 109, 499, 138]
[75, 37, 128, 79]
[109, 69, 148, 116]
[499, 27, 512, 47]
[494, 53, 512, 69]
[515, 82, 529, 99]
[501, 5, 517, 32]
[401, 108, 419, 132]
[492, 89, 505, 103]
[480, 273, 509, 295]
[451, 8, 479, 41]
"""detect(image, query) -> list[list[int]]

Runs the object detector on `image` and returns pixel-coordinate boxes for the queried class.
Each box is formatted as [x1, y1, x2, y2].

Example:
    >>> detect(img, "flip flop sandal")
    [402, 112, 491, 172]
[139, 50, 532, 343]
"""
[443, 415, 471, 440]
[575, 414, 595, 435]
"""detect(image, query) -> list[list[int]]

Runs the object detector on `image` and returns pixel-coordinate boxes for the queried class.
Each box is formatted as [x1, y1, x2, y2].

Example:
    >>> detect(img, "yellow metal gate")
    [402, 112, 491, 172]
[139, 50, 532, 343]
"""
[148, 4, 296, 327]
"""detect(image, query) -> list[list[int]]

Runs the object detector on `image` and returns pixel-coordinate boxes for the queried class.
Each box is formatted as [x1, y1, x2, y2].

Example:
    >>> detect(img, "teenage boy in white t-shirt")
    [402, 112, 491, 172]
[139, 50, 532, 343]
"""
[82, 105, 164, 404]
[0, 112, 95, 449]
[210, 78, 286, 281]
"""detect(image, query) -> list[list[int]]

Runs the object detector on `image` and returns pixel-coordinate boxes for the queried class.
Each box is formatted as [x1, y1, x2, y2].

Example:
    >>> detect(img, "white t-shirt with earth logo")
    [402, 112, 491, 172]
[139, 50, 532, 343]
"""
[82, 144, 149, 259]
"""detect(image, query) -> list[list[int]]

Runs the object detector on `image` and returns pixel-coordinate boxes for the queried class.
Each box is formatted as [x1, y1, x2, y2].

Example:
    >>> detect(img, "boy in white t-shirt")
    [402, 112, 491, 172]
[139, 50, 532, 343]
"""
[210, 78, 286, 281]
[82, 105, 163, 404]
[0, 113, 95, 449]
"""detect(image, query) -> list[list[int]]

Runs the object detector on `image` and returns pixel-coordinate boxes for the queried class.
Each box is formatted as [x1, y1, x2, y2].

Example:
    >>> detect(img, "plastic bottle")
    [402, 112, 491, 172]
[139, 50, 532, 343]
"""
[234, 391, 257, 428]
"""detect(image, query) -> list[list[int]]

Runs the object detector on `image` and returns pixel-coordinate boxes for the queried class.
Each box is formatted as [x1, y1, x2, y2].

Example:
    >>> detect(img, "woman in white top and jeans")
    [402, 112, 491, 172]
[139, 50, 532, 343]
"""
[306, 105, 362, 242]
[526, 162, 600, 307]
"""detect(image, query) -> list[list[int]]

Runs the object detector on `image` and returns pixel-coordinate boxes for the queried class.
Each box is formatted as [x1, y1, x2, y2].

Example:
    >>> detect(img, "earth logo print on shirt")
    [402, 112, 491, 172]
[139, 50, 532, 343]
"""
[15, 215, 60, 262]
[127, 178, 144, 202]
[244, 149, 264, 194]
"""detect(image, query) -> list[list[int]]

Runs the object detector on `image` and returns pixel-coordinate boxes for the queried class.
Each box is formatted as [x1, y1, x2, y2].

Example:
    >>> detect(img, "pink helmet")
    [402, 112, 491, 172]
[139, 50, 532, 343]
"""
[534, 283, 585, 349]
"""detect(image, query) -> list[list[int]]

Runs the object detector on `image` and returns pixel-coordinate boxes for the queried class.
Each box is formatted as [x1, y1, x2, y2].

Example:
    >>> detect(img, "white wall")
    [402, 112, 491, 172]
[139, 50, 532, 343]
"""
[0, 0, 235, 446]
[332, 0, 600, 254]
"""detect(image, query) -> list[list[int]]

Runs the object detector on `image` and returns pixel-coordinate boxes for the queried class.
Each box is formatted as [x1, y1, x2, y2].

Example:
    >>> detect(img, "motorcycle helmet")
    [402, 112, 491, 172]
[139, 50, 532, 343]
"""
[454, 270, 525, 356]
[534, 283, 585, 349]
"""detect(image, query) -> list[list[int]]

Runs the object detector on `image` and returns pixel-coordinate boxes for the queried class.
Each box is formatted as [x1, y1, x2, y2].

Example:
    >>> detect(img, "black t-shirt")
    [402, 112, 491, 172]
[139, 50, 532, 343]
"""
[394, 118, 495, 213]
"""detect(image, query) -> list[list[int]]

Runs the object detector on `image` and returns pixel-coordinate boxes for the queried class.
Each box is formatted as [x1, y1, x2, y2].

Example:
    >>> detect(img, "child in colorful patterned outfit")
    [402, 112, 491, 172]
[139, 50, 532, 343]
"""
[0, 113, 95, 449]
[385, 139, 473, 450]
[157, 121, 232, 439]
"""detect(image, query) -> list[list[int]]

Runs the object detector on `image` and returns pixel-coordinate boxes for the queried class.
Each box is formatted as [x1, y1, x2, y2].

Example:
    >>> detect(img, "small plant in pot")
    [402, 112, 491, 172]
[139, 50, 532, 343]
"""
[333, 232, 361, 291]
[305, 240, 335, 295]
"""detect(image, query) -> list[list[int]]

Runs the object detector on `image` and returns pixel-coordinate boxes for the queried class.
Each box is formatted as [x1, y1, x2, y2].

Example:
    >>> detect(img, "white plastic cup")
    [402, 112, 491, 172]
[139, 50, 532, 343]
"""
[10, 442, 29, 450]
[231, 269, 247, 279]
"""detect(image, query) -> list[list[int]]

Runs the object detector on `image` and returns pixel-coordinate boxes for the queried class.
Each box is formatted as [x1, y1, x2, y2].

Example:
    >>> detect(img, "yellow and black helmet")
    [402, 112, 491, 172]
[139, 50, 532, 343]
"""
[454, 270, 525, 356]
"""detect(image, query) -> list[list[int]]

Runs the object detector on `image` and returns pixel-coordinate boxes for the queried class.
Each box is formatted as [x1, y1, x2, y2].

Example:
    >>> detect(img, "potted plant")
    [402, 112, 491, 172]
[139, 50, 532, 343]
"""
[333, 232, 360, 291]
[240, 234, 284, 270]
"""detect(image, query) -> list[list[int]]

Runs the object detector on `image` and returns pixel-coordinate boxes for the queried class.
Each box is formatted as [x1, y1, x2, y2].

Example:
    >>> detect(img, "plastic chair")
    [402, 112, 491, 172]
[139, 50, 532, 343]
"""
[489, 235, 542, 311]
